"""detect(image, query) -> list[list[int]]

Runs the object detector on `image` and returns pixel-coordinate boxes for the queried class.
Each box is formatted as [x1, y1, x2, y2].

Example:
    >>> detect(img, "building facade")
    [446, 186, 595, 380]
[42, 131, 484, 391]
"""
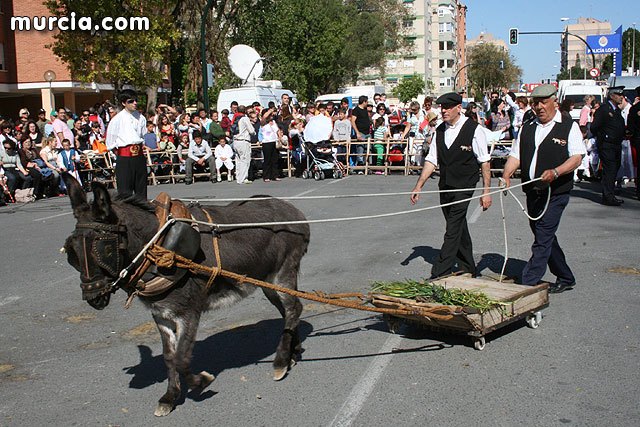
[359, 0, 468, 98]
[0, 0, 112, 118]
[561, 17, 611, 71]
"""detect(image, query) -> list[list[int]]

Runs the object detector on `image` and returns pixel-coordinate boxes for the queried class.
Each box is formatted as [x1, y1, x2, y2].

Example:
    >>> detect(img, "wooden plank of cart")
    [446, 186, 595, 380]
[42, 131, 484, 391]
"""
[371, 276, 549, 350]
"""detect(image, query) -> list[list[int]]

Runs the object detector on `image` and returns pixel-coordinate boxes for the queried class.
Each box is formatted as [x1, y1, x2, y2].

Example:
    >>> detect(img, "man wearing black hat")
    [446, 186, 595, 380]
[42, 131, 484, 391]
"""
[410, 92, 492, 279]
[105, 89, 148, 199]
[502, 84, 585, 293]
[591, 86, 626, 206]
[627, 86, 640, 200]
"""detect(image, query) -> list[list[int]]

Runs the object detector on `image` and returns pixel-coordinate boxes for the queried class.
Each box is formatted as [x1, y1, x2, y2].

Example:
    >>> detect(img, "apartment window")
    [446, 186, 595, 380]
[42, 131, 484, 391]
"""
[438, 59, 455, 69]
[439, 77, 453, 87]
[386, 60, 398, 69]
[0, 44, 5, 71]
[438, 22, 452, 33]
[402, 19, 414, 28]
[439, 41, 454, 51]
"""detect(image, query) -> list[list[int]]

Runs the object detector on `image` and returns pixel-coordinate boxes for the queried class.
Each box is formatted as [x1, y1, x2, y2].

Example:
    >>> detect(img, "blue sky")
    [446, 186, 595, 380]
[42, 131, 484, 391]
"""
[465, 0, 640, 83]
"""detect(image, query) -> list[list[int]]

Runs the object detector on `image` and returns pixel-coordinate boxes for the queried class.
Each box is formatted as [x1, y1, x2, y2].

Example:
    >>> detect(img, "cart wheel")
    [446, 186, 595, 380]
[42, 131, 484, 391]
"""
[383, 314, 403, 334]
[302, 170, 309, 179]
[526, 311, 542, 329]
[333, 170, 340, 179]
[319, 171, 325, 180]
[313, 170, 321, 181]
[473, 336, 486, 351]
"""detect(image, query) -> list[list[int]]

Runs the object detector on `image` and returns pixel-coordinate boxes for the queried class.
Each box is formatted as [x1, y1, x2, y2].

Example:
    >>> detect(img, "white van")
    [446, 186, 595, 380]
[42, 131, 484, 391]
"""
[558, 80, 604, 121]
[607, 75, 640, 102]
[216, 80, 296, 112]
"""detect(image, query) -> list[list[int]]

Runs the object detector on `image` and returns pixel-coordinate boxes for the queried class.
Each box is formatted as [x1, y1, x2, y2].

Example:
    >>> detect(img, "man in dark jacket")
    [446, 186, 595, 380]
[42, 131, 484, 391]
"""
[590, 86, 626, 206]
[502, 84, 585, 293]
[410, 92, 492, 279]
[626, 86, 640, 200]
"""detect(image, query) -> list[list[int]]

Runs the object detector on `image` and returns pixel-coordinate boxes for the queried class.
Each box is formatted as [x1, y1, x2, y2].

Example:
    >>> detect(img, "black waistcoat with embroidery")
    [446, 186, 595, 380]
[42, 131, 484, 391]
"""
[519, 113, 573, 194]
[435, 118, 479, 189]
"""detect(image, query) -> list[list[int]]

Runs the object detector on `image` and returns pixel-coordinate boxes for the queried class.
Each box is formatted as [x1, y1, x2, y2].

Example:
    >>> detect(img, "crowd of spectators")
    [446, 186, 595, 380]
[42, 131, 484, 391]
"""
[2, 87, 636, 205]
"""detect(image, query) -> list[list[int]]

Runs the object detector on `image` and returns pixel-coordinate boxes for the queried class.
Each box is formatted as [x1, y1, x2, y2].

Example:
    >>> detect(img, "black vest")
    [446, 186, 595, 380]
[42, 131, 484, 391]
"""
[435, 118, 479, 189]
[519, 113, 573, 194]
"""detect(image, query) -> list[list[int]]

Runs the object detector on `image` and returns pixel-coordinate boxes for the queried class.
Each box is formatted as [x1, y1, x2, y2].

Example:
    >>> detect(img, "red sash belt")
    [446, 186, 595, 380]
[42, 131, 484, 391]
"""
[116, 144, 143, 157]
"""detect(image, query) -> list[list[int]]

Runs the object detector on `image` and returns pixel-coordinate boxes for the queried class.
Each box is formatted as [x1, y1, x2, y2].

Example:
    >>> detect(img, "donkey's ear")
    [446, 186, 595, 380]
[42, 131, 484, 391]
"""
[90, 181, 113, 222]
[62, 172, 89, 215]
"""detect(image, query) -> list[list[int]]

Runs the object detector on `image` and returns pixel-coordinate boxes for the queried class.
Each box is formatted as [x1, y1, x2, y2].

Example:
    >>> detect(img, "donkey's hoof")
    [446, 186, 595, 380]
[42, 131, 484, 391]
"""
[273, 366, 288, 381]
[154, 402, 173, 417]
[192, 371, 215, 392]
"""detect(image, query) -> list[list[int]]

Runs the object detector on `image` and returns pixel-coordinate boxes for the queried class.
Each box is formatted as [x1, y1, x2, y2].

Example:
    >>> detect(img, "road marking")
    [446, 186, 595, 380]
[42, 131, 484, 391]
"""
[294, 176, 347, 197]
[468, 204, 483, 224]
[33, 211, 73, 222]
[328, 334, 402, 427]
[0, 296, 21, 307]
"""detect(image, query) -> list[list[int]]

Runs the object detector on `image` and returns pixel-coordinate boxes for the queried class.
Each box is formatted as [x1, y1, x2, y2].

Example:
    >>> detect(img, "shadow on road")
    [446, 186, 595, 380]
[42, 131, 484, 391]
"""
[123, 318, 314, 396]
[400, 245, 439, 267]
[476, 253, 527, 280]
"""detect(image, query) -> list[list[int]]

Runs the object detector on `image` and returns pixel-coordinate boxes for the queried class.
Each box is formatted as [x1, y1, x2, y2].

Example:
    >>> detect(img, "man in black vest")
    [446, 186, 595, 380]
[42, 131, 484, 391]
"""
[410, 92, 492, 279]
[502, 84, 586, 293]
[591, 86, 626, 206]
[627, 86, 640, 200]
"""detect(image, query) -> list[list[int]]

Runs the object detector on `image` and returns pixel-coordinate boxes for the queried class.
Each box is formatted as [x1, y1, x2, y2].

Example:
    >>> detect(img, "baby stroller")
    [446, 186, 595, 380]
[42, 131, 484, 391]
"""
[301, 141, 345, 180]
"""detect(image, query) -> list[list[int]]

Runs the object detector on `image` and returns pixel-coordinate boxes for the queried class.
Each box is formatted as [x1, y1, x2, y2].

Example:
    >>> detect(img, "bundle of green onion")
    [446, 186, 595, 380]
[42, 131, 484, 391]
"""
[371, 279, 505, 313]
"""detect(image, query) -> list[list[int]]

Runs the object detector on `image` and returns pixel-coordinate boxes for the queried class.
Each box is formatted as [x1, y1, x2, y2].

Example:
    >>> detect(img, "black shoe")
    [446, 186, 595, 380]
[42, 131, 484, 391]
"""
[602, 198, 622, 206]
[548, 282, 575, 294]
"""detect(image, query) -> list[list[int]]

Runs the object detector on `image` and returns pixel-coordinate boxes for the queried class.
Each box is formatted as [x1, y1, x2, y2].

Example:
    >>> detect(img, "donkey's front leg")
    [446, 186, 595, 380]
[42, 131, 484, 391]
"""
[175, 312, 215, 393]
[153, 313, 181, 417]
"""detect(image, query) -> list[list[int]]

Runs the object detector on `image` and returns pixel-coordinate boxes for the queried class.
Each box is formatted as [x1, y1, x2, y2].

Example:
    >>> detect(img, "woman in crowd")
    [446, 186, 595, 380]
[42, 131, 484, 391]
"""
[26, 121, 43, 150]
[490, 98, 511, 140]
[401, 101, 426, 167]
[260, 107, 282, 182]
[579, 95, 595, 127]
[18, 137, 45, 199]
[158, 114, 175, 144]
[1, 138, 26, 195]
[39, 136, 62, 195]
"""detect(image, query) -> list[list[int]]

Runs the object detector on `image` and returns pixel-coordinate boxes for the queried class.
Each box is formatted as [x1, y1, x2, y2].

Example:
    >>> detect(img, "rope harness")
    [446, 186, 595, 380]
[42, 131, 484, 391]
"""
[113, 178, 548, 320]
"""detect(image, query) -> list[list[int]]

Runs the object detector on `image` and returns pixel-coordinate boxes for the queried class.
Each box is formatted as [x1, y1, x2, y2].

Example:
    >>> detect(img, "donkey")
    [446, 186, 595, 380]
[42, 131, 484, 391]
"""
[61, 174, 310, 416]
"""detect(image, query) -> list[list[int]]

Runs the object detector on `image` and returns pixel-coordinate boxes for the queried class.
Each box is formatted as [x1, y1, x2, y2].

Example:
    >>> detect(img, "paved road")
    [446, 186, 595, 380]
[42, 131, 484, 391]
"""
[1, 176, 639, 426]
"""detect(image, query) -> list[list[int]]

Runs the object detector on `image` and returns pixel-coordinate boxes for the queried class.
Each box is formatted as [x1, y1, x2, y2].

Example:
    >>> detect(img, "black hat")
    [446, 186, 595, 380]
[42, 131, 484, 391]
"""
[435, 92, 462, 106]
[38, 108, 46, 114]
[635, 86, 640, 96]
[608, 86, 625, 95]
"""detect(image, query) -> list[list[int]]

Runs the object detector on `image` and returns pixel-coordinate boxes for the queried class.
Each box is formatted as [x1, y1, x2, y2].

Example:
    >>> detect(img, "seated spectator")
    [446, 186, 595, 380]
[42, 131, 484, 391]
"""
[26, 121, 43, 150]
[1, 138, 25, 196]
[89, 122, 108, 153]
[72, 119, 91, 151]
[158, 133, 177, 152]
[18, 137, 45, 199]
[214, 136, 234, 182]
[39, 136, 62, 195]
[0, 122, 18, 149]
[143, 122, 158, 150]
[185, 131, 216, 185]
[220, 109, 232, 135]
[57, 138, 82, 184]
[208, 110, 226, 141]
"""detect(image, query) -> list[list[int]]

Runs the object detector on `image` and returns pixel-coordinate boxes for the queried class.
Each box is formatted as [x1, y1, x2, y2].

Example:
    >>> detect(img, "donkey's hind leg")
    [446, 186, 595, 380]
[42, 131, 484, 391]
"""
[175, 312, 215, 393]
[263, 262, 303, 381]
[153, 313, 181, 417]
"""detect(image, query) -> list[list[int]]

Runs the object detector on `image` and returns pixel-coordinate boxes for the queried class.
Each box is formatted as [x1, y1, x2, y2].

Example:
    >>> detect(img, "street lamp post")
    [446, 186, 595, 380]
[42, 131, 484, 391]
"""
[633, 22, 636, 75]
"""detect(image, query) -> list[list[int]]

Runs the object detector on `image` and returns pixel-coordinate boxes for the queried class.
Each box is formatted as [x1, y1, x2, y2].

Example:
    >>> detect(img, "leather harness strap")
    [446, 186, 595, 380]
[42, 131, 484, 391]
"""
[201, 209, 222, 290]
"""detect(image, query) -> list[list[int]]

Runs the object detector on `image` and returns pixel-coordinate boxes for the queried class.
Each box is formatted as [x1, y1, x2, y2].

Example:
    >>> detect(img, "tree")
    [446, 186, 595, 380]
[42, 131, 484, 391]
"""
[466, 43, 522, 99]
[232, 0, 408, 101]
[556, 54, 586, 81]
[392, 73, 430, 103]
[622, 27, 640, 70]
[45, 0, 180, 112]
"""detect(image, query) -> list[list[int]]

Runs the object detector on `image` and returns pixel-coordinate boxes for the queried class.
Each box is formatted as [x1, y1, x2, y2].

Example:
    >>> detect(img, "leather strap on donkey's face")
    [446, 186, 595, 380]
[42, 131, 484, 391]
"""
[76, 222, 128, 278]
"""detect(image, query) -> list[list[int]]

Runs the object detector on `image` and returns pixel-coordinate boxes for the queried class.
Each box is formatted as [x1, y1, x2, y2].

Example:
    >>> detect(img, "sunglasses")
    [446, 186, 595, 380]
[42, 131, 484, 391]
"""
[125, 99, 137, 104]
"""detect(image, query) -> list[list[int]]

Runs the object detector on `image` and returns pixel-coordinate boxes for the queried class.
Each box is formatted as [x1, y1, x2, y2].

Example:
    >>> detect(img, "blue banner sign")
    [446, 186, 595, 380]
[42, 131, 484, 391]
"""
[585, 33, 621, 54]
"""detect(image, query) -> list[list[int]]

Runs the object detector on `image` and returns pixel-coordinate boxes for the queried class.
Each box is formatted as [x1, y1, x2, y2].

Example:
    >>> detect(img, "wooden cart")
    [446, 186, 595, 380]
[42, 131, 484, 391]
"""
[371, 276, 549, 350]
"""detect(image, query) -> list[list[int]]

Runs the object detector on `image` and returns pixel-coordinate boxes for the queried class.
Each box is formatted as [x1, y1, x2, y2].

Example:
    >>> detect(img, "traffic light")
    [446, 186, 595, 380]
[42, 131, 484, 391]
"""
[509, 28, 518, 45]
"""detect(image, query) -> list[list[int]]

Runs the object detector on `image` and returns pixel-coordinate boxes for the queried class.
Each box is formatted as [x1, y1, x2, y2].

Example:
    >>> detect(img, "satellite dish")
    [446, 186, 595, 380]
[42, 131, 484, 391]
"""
[228, 44, 264, 84]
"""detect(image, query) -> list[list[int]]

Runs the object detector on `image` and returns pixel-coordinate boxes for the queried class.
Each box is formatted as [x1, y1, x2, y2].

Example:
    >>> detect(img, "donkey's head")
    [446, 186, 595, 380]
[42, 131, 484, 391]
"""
[62, 173, 127, 310]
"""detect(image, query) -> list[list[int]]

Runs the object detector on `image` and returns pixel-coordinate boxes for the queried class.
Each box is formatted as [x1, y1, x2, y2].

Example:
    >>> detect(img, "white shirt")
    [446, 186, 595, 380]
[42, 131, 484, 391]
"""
[105, 109, 146, 150]
[425, 115, 491, 167]
[214, 143, 233, 160]
[510, 110, 585, 179]
[188, 140, 213, 161]
[621, 102, 631, 125]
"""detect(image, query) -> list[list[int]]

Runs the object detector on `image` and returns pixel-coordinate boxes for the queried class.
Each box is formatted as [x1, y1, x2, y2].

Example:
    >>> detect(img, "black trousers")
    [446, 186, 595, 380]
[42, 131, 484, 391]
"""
[261, 141, 280, 180]
[431, 188, 475, 278]
[115, 155, 147, 200]
[521, 192, 574, 286]
[598, 141, 621, 201]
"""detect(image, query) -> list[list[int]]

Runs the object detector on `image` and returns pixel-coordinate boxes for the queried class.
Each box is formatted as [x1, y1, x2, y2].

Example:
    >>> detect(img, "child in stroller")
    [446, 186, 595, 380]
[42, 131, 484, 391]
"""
[301, 140, 345, 180]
